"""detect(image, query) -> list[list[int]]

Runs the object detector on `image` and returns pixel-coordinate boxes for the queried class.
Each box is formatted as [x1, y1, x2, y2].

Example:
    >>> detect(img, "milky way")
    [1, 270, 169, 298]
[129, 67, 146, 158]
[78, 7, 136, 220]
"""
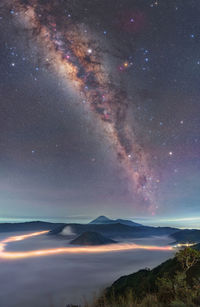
[4, 0, 159, 213]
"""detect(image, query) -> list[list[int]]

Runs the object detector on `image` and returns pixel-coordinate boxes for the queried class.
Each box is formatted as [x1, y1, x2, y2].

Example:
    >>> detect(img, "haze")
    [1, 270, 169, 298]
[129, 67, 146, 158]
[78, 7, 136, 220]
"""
[0, 232, 174, 307]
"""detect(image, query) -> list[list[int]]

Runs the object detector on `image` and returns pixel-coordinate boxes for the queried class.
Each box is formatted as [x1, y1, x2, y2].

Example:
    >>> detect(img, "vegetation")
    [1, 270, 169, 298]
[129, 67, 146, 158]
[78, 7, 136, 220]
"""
[84, 248, 200, 307]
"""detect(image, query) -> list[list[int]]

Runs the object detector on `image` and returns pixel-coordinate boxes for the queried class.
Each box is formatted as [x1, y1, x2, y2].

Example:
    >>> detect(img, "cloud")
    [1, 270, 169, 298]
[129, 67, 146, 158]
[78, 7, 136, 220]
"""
[60, 226, 76, 236]
[0, 231, 174, 307]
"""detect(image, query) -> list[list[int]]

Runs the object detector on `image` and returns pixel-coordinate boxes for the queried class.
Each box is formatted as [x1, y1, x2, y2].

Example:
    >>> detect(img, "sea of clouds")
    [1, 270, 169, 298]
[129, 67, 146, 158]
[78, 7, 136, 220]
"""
[0, 232, 174, 307]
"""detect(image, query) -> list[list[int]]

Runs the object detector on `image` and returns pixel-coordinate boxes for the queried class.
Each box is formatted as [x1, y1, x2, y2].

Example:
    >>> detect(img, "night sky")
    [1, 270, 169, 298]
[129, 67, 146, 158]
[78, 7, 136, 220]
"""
[0, 0, 200, 225]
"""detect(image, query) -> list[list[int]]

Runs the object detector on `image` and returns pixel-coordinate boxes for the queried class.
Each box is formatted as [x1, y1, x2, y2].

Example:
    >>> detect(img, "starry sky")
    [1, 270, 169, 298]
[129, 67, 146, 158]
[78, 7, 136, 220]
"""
[0, 0, 200, 226]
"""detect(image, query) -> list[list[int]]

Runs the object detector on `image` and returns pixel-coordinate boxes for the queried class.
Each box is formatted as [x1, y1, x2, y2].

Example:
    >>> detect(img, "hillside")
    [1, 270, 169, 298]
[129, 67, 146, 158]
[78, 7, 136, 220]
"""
[70, 231, 116, 245]
[98, 248, 200, 307]
[194, 243, 200, 250]
[171, 229, 200, 243]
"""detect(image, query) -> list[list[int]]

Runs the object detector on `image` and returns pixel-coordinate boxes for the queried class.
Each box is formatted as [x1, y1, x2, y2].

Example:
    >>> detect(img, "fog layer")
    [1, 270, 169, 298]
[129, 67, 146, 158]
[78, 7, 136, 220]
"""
[0, 232, 174, 307]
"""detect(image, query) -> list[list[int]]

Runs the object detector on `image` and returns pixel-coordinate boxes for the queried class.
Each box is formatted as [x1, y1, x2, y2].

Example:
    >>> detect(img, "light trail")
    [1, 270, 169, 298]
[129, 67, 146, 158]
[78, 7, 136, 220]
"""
[0, 231, 173, 260]
[2, 231, 49, 243]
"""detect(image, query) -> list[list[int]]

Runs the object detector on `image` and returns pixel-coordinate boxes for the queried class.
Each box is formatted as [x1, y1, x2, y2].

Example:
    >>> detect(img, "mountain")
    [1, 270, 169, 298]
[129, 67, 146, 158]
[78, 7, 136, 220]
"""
[50, 222, 178, 239]
[89, 215, 142, 227]
[89, 216, 113, 224]
[0, 219, 179, 240]
[101, 248, 200, 306]
[0, 221, 65, 233]
[50, 223, 139, 238]
[171, 229, 200, 243]
[70, 231, 116, 246]
[115, 218, 142, 227]
[105, 258, 181, 300]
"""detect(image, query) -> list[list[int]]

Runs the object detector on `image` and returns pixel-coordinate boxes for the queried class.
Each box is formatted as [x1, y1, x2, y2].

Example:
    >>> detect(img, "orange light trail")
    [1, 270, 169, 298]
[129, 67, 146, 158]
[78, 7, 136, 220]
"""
[0, 231, 173, 260]
[2, 230, 49, 243]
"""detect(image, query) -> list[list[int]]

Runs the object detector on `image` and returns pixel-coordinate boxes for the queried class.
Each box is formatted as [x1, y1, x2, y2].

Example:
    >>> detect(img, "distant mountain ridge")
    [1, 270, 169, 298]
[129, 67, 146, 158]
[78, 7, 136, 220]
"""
[50, 222, 178, 239]
[171, 229, 200, 243]
[89, 215, 142, 227]
[0, 221, 65, 233]
[0, 216, 182, 242]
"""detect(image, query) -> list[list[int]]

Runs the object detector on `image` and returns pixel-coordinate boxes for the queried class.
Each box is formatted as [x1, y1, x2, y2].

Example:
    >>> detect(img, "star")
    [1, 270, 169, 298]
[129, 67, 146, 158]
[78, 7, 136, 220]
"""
[1, 0, 200, 224]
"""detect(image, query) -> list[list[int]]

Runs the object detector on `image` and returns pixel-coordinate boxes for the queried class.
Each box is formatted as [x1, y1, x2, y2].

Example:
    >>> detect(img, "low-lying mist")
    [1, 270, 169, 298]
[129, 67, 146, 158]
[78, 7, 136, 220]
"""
[0, 232, 174, 307]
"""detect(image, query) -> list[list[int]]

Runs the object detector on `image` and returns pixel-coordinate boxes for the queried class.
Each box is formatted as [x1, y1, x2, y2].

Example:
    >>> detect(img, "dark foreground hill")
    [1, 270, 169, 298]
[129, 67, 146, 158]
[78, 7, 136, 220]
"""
[95, 247, 200, 307]
[70, 231, 116, 245]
